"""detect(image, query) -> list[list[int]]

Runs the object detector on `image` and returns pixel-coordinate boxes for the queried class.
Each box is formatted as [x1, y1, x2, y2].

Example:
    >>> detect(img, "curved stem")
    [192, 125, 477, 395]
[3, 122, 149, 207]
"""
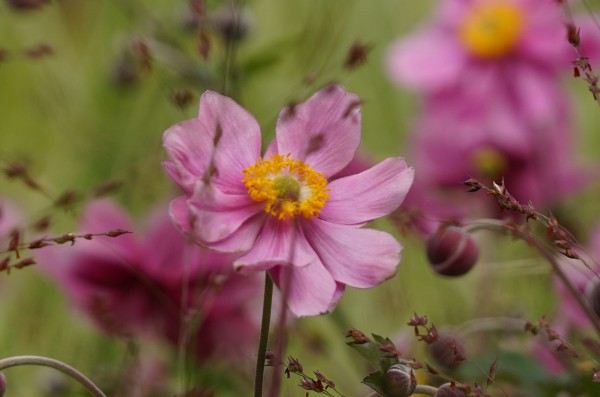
[529, 235, 600, 336]
[415, 384, 439, 395]
[0, 355, 107, 397]
[464, 220, 600, 337]
[455, 317, 527, 338]
[254, 272, 274, 397]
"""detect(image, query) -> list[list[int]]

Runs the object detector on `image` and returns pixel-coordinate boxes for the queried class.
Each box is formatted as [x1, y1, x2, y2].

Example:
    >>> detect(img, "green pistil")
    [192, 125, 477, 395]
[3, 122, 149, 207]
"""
[273, 175, 301, 201]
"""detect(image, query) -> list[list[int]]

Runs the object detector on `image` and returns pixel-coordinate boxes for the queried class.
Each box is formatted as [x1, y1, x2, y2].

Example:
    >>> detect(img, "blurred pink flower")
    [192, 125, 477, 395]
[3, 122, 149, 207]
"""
[386, 0, 600, 122]
[387, 0, 600, 223]
[38, 199, 261, 360]
[411, 95, 587, 208]
[163, 85, 414, 317]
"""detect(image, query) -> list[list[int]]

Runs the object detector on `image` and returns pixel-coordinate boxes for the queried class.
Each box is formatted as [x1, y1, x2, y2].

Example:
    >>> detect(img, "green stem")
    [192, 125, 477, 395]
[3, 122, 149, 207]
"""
[254, 272, 274, 397]
[415, 384, 439, 395]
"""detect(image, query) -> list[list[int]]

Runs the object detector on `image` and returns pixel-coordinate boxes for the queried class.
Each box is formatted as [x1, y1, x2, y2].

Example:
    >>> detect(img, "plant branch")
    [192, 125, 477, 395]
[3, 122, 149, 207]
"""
[0, 355, 107, 397]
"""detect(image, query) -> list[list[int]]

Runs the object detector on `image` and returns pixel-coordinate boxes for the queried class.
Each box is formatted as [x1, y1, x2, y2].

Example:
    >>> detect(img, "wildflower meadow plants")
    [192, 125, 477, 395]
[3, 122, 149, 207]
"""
[3, 1, 600, 397]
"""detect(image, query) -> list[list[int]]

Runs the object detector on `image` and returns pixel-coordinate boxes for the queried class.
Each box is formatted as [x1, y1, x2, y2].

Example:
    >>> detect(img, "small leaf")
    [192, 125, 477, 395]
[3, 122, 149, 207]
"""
[362, 371, 386, 396]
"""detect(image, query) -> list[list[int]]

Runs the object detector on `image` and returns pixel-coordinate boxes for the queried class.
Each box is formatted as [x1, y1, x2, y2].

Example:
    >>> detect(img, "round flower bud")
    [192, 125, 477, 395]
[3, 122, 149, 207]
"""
[585, 279, 600, 319]
[0, 372, 6, 397]
[382, 362, 417, 397]
[426, 226, 479, 276]
[428, 332, 466, 370]
[434, 383, 466, 397]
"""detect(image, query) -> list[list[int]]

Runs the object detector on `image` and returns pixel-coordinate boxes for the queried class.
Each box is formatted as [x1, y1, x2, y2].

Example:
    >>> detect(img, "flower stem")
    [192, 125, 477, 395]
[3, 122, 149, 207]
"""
[415, 385, 439, 395]
[0, 355, 107, 397]
[254, 272, 274, 397]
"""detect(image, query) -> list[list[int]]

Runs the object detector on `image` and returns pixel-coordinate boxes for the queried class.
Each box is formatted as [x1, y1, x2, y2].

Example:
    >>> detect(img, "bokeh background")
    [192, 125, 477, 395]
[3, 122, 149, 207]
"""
[2, 0, 600, 396]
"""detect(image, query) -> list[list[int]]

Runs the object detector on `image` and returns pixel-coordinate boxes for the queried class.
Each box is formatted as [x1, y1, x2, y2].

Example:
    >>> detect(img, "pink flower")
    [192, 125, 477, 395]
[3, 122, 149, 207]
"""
[163, 85, 414, 317]
[38, 199, 261, 360]
[386, 0, 600, 123]
[386, 0, 600, 219]
[410, 95, 587, 208]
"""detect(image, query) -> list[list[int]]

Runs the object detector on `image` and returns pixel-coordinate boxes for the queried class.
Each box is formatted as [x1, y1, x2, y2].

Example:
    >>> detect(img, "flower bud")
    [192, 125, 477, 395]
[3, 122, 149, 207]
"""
[382, 362, 416, 397]
[0, 372, 6, 397]
[426, 226, 479, 276]
[434, 383, 466, 397]
[428, 332, 466, 370]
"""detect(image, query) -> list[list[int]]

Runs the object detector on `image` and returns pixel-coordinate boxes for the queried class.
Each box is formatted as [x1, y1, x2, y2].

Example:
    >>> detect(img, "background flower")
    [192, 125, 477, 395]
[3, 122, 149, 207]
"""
[388, 0, 599, 226]
[38, 199, 261, 360]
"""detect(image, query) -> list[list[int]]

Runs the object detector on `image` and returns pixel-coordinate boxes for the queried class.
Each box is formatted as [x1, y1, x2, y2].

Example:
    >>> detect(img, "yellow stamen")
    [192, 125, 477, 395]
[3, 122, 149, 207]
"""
[242, 154, 329, 220]
[459, 1, 524, 59]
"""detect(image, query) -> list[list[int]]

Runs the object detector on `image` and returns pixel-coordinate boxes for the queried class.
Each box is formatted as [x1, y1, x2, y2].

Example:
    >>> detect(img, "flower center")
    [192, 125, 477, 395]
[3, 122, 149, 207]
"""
[242, 154, 329, 220]
[470, 146, 509, 179]
[459, 1, 524, 59]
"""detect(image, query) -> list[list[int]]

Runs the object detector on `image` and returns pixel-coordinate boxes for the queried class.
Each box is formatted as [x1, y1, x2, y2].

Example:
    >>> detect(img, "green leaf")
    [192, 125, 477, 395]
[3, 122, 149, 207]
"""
[363, 371, 386, 396]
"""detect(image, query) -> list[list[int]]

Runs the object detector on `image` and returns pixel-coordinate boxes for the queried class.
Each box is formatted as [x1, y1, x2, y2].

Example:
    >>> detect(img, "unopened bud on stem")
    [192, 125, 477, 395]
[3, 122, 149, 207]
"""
[434, 383, 466, 397]
[426, 226, 479, 276]
[382, 362, 417, 397]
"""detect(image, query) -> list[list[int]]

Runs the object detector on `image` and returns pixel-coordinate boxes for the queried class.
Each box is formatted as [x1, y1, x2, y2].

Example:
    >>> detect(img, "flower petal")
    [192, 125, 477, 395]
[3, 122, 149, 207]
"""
[320, 157, 414, 225]
[169, 195, 195, 236]
[163, 91, 262, 195]
[234, 217, 319, 273]
[206, 214, 266, 253]
[169, 195, 264, 253]
[163, 119, 213, 193]
[269, 260, 338, 317]
[386, 29, 466, 92]
[275, 85, 361, 177]
[188, 182, 263, 243]
[303, 219, 401, 288]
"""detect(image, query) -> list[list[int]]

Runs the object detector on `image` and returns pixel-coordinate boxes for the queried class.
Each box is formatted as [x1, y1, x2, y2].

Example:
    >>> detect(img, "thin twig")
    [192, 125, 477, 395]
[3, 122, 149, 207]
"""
[0, 355, 108, 397]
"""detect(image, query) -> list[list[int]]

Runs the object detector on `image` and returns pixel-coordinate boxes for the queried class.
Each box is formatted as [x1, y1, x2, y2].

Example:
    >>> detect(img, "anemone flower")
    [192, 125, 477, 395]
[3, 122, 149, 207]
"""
[163, 85, 414, 316]
[412, 94, 587, 208]
[386, 0, 600, 125]
[39, 199, 261, 360]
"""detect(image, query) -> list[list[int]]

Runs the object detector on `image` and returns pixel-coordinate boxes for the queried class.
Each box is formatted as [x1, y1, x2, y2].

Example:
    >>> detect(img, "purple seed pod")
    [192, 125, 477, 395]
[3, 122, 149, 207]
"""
[585, 279, 600, 318]
[428, 332, 466, 370]
[426, 226, 479, 276]
[382, 362, 417, 397]
[434, 382, 466, 397]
